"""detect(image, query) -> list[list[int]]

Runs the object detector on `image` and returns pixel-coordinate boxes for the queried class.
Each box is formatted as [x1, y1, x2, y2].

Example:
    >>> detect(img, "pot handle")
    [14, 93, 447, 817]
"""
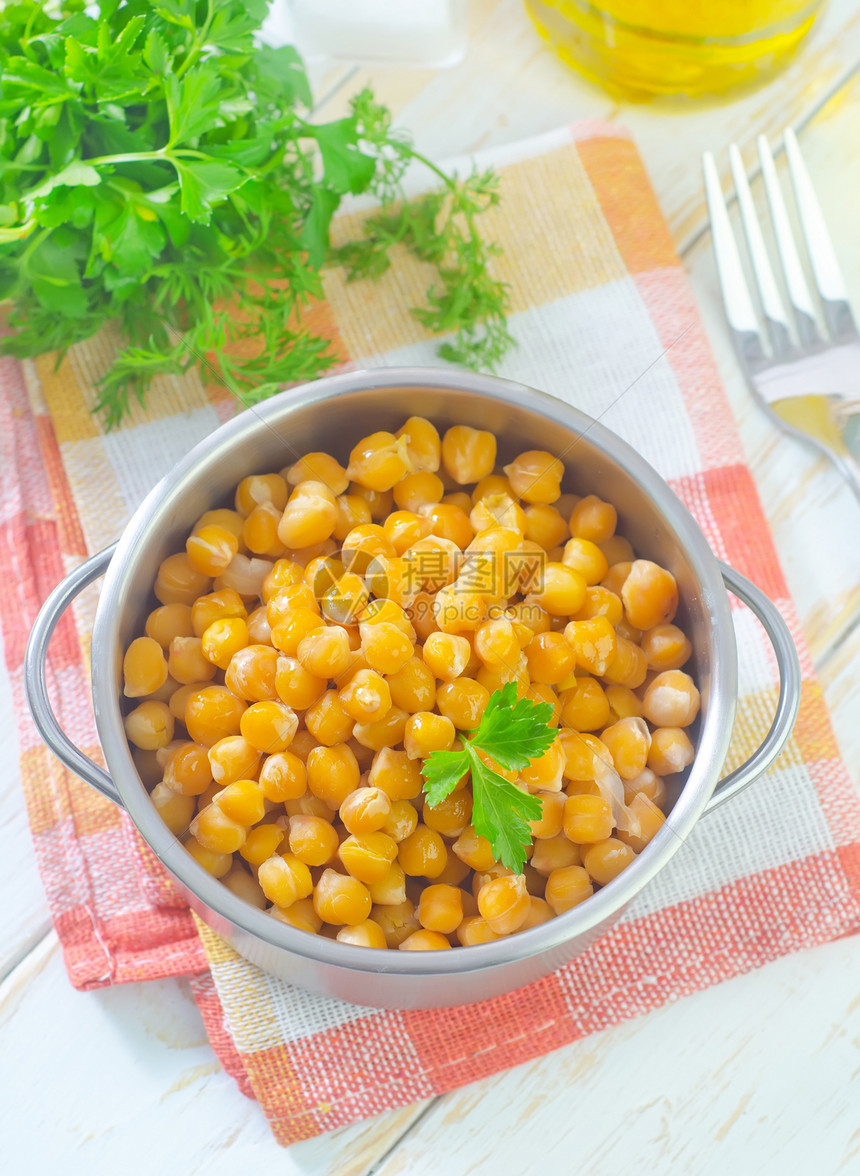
[704, 562, 802, 814]
[24, 544, 124, 808]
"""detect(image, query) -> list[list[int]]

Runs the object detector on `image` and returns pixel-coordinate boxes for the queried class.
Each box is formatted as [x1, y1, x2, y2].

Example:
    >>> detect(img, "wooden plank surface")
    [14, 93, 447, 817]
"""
[367, 934, 860, 1176]
[0, 932, 428, 1175]
[3, 2, 859, 1168]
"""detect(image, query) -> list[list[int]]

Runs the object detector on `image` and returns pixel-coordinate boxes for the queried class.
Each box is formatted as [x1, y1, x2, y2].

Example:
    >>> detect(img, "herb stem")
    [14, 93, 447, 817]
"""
[175, 0, 214, 80]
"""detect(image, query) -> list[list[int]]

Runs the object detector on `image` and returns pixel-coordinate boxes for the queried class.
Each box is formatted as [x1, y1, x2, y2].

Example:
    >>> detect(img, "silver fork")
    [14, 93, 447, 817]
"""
[703, 130, 860, 501]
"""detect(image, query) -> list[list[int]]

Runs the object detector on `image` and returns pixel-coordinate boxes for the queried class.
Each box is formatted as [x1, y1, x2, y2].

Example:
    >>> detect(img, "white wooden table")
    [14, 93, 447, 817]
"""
[3, 3, 860, 1171]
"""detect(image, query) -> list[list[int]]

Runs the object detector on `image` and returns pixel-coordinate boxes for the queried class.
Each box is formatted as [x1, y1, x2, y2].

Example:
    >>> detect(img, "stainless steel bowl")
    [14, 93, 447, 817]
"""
[25, 367, 800, 1008]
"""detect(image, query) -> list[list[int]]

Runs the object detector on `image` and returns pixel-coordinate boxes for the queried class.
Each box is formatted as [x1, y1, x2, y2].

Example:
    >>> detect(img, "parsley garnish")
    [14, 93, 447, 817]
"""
[0, 1, 512, 427]
[422, 683, 556, 873]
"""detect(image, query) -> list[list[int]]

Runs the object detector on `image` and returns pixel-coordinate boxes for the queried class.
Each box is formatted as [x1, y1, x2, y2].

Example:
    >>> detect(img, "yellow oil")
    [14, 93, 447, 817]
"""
[773, 394, 850, 457]
[524, 0, 824, 101]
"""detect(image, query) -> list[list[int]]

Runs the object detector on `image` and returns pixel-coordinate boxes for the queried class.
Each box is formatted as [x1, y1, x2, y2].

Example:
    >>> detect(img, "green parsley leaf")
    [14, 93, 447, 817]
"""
[308, 119, 377, 195]
[422, 687, 553, 873]
[422, 750, 471, 808]
[173, 159, 246, 224]
[471, 681, 556, 771]
[468, 749, 542, 876]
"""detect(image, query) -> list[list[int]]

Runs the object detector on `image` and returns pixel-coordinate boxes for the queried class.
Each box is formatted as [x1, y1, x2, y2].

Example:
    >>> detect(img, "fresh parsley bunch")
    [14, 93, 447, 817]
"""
[422, 683, 557, 873]
[0, 0, 512, 427]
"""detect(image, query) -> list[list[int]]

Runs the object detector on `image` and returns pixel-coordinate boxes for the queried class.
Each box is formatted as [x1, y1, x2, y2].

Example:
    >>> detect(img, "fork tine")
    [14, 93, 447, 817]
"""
[702, 151, 766, 371]
[728, 144, 793, 359]
[784, 127, 859, 343]
[757, 134, 822, 352]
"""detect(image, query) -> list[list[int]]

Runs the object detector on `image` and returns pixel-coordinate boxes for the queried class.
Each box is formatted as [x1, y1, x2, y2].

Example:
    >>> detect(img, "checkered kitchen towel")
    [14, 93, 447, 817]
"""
[5, 121, 860, 1146]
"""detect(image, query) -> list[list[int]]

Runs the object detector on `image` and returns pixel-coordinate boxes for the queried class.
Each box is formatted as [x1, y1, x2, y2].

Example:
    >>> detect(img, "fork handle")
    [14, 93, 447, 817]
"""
[704, 563, 801, 814]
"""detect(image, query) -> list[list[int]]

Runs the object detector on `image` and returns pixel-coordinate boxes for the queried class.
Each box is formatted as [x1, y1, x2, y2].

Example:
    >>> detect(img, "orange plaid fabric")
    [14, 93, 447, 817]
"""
[5, 121, 859, 1144]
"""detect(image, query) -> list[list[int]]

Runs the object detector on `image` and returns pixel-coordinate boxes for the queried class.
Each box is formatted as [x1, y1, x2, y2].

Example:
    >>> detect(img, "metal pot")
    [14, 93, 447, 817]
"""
[25, 367, 800, 1009]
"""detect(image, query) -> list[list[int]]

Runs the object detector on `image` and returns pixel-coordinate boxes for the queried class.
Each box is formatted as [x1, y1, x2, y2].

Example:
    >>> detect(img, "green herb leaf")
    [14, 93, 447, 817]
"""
[27, 159, 101, 201]
[174, 158, 246, 224]
[468, 749, 542, 875]
[309, 118, 377, 195]
[422, 687, 554, 872]
[470, 681, 556, 771]
[422, 749, 470, 808]
[299, 186, 339, 269]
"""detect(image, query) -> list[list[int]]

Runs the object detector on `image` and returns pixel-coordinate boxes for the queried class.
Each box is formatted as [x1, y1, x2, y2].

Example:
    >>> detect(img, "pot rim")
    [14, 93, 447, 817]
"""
[92, 365, 737, 981]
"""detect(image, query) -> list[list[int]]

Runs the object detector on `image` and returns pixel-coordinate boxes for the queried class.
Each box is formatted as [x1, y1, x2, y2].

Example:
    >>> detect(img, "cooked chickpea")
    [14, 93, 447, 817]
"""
[339, 668, 392, 723]
[369, 747, 423, 801]
[648, 727, 695, 776]
[503, 451, 564, 504]
[563, 616, 617, 677]
[457, 916, 503, 945]
[288, 815, 339, 866]
[563, 794, 614, 844]
[436, 678, 490, 730]
[621, 559, 678, 630]
[421, 503, 475, 549]
[384, 655, 437, 714]
[544, 865, 593, 914]
[123, 636, 169, 698]
[398, 825, 447, 878]
[284, 453, 348, 496]
[399, 929, 452, 950]
[240, 824, 285, 868]
[382, 800, 419, 844]
[527, 562, 587, 616]
[569, 495, 617, 545]
[582, 838, 637, 885]
[154, 552, 211, 607]
[150, 783, 194, 836]
[352, 706, 410, 752]
[562, 537, 609, 586]
[423, 789, 472, 838]
[642, 670, 700, 728]
[339, 831, 398, 884]
[477, 874, 530, 935]
[639, 622, 692, 671]
[403, 711, 457, 760]
[528, 790, 566, 840]
[417, 884, 464, 934]
[162, 741, 212, 796]
[441, 425, 496, 484]
[124, 700, 174, 750]
[306, 743, 360, 808]
[190, 802, 246, 854]
[451, 825, 496, 871]
[396, 417, 441, 472]
[339, 786, 392, 835]
[617, 793, 666, 852]
[531, 829, 581, 873]
[525, 631, 577, 685]
[269, 897, 322, 934]
[359, 621, 414, 675]
[213, 778, 265, 825]
[224, 644, 279, 701]
[422, 631, 471, 681]
[560, 676, 611, 732]
[258, 750, 306, 802]
[600, 716, 651, 780]
[313, 868, 372, 925]
[336, 919, 387, 948]
[145, 602, 194, 648]
[305, 690, 354, 746]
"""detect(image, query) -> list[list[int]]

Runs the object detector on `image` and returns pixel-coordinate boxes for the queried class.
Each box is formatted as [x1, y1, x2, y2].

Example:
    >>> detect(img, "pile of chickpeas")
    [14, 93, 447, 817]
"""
[122, 416, 700, 951]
